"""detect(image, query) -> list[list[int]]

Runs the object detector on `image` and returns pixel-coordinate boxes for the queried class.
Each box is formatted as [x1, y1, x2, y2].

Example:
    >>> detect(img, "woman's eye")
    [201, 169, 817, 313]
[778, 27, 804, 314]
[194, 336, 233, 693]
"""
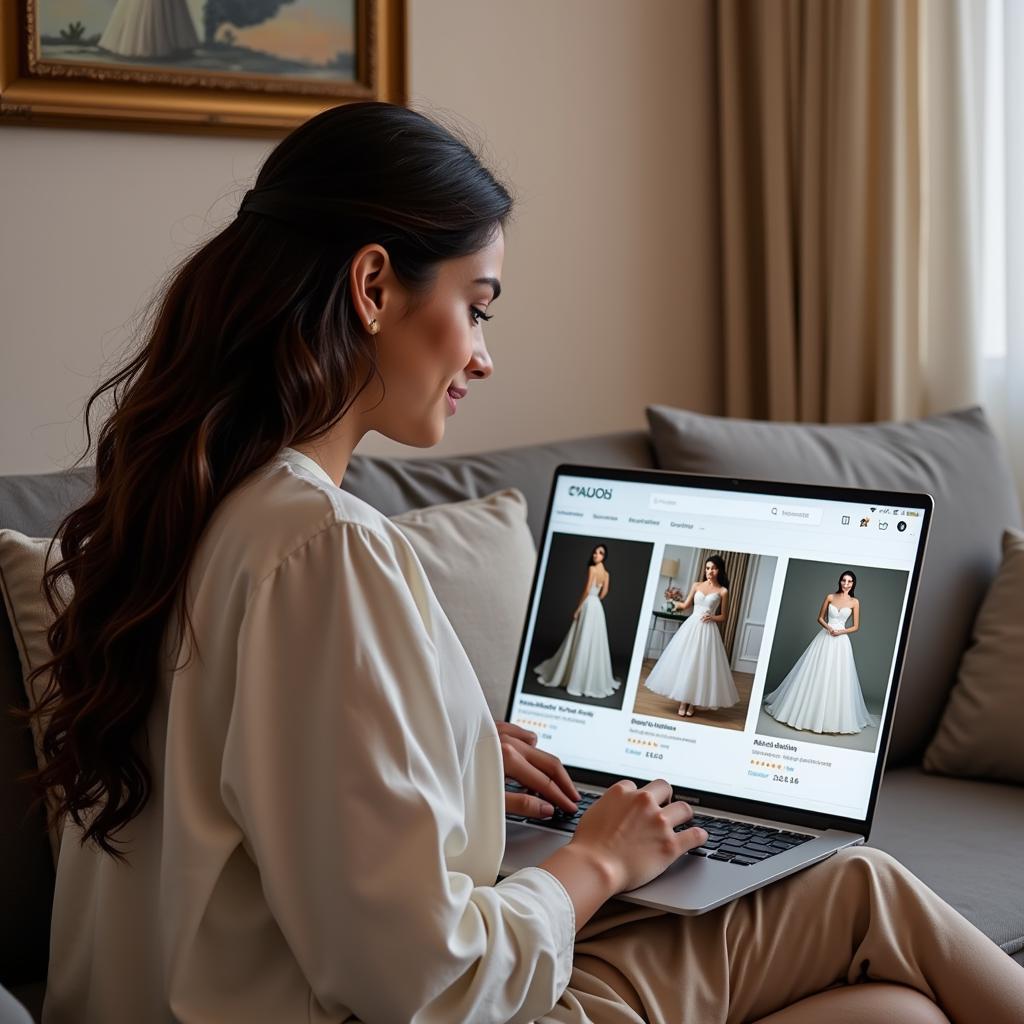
[470, 306, 493, 324]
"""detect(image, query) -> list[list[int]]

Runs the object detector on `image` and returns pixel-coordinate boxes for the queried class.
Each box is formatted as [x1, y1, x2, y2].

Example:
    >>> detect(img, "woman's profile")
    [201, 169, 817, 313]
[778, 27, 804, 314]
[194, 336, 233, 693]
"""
[23, 102, 1023, 1023]
[643, 554, 740, 717]
[534, 543, 621, 698]
[764, 570, 875, 735]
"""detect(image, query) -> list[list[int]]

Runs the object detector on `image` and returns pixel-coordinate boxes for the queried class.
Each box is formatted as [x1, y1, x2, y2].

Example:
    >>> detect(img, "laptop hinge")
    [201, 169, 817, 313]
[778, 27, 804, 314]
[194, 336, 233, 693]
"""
[673, 790, 701, 805]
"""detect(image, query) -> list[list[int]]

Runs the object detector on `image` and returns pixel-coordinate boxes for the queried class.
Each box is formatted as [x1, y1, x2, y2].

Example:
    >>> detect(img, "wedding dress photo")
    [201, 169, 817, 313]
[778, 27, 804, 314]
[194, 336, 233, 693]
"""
[643, 591, 740, 710]
[534, 581, 621, 699]
[763, 603, 874, 734]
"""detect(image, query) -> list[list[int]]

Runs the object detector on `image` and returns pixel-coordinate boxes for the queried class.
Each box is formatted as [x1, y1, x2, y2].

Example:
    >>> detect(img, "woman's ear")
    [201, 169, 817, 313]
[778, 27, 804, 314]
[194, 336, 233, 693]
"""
[349, 243, 393, 328]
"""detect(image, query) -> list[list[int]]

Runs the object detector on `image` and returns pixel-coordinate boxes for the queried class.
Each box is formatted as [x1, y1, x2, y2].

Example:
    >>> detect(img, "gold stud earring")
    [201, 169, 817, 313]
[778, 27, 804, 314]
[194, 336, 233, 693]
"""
[367, 318, 380, 335]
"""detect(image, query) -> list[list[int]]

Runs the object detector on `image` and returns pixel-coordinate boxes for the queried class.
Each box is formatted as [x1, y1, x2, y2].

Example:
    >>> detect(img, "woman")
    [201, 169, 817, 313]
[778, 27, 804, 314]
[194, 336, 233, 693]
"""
[535, 543, 621, 699]
[643, 555, 740, 717]
[764, 570, 875, 735]
[25, 102, 1022, 1023]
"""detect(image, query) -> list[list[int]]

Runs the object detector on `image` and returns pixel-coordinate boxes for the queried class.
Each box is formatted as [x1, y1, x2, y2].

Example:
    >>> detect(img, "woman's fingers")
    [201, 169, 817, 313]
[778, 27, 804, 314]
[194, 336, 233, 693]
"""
[638, 777, 674, 805]
[663, 797, 707, 845]
[496, 721, 538, 746]
[527, 746, 582, 802]
[505, 791, 554, 819]
[503, 745, 579, 812]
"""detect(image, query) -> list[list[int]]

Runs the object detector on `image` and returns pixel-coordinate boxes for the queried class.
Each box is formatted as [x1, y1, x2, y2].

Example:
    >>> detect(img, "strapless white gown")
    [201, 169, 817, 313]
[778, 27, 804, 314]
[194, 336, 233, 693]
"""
[763, 604, 874, 734]
[643, 591, 739, 709]
[534, 583, 621, 698]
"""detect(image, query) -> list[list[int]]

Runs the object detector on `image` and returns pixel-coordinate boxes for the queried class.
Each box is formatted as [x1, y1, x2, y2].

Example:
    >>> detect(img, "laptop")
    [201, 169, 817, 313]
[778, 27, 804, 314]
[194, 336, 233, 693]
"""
[498, 465, 932, 915]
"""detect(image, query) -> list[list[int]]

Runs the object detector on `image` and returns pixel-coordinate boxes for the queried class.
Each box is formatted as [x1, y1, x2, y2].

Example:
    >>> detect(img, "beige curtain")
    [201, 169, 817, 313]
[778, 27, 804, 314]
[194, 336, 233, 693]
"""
[695, 548, 748, 661]
[714, 0, 924, 422]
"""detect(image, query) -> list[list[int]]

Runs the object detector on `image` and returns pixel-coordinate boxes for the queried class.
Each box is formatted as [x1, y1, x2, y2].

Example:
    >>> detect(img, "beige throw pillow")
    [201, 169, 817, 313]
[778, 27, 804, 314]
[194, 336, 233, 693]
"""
[391, 488, 536, 721]
[0, 488, 535, 865]
[923, 529, 1024, 783]
[0, 529, 65, 867]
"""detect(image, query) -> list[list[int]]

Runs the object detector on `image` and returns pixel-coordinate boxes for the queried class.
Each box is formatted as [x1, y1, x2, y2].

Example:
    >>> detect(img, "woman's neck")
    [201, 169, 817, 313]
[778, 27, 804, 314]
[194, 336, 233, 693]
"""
[291, 417, 365, 487]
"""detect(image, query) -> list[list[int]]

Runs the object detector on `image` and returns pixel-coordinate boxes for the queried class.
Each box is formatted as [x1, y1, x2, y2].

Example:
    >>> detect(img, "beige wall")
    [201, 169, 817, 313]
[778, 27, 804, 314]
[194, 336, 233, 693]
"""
[0, 0, 719, 475]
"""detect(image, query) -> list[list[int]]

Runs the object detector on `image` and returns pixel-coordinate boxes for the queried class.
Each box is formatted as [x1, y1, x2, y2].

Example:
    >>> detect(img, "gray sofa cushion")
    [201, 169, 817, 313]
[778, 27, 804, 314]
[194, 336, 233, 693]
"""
[646, 405, 1023, 767]
[341, 430, 655, 545]
[0, 430, 654, 544]
[869, 767, 1024, 960]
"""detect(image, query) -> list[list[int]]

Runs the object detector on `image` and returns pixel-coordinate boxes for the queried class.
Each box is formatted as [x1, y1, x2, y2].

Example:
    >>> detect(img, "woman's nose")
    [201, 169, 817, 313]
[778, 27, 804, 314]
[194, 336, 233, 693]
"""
[467, 339, 493, 380]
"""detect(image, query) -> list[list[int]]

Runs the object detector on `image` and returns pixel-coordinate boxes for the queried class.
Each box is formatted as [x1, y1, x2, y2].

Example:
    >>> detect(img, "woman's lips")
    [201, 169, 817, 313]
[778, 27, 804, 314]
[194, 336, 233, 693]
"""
[446, 384, 467, 415]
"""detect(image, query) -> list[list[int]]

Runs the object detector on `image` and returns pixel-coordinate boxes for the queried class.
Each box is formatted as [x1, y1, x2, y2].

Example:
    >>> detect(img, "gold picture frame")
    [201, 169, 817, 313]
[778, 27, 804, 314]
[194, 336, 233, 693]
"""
[0, 0, 405, 137]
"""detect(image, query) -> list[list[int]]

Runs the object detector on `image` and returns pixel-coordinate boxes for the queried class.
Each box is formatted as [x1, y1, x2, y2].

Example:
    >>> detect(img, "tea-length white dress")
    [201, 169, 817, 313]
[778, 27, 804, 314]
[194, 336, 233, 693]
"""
[99, 0, 199, 58]
[763, 603, 875, 734]
[643, 590, 740, 709]
[534, 581, 621, 698]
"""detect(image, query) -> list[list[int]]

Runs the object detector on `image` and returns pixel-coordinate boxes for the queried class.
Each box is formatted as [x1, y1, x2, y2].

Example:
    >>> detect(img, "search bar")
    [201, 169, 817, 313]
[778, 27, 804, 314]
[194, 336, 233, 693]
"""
[648, 493, 822, 526]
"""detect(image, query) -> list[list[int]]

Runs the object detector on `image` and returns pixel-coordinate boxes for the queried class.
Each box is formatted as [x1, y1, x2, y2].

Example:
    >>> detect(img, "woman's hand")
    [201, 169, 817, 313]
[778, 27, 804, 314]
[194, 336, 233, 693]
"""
[569, 778, 707, 893]
[572, 608, 580, 620]
[498, 722, 580, 818]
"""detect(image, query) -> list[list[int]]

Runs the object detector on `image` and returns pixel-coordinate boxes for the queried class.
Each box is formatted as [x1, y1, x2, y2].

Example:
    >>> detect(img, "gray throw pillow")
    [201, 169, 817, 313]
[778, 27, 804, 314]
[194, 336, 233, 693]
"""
[923, 529, 1024, 783]
[646, 404, 1022, 767]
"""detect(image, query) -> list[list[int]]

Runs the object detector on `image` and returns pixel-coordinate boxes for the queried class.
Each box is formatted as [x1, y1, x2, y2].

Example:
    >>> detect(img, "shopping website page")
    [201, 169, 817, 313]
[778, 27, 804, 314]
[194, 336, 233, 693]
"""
[508, 474, 927, 822]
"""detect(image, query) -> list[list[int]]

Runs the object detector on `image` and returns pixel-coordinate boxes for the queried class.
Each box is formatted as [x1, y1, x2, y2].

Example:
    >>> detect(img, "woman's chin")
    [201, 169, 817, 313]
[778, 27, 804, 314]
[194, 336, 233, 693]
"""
[382, 417, 445, 449]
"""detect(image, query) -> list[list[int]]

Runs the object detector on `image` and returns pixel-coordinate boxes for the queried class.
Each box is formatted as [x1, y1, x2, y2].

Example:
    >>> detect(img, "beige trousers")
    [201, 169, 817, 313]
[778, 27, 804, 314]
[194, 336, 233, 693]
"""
[540, 847, 1024, 1024]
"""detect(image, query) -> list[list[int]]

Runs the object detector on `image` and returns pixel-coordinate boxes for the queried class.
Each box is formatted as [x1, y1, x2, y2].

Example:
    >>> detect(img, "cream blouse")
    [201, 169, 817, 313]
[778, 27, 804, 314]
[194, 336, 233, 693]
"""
[42, 447, 575, 1024]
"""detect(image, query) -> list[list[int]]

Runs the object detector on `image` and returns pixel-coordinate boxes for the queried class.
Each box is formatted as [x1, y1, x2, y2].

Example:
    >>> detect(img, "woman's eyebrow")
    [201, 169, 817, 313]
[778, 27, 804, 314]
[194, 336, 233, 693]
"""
[474, 276, 501, 301]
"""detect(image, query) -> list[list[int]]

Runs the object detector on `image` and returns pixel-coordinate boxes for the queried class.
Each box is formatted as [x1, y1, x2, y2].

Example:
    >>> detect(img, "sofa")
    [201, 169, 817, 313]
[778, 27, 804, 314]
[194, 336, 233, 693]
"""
[2, 419, 1022, 1022]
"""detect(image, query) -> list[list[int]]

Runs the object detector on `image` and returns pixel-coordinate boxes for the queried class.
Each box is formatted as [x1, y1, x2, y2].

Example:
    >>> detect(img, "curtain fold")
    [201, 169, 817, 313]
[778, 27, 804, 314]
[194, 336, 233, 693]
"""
[710, 0, 1021, 497]
[714, 0, 923, 423]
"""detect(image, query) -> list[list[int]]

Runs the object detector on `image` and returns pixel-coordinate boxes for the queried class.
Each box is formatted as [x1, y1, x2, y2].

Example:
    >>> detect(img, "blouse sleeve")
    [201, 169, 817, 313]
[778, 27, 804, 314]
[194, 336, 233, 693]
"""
[220, 519, 575, 1023]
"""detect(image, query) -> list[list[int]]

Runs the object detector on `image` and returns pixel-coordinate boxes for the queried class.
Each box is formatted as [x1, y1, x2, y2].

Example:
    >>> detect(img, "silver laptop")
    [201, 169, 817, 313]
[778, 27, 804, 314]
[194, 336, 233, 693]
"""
[499, 465, 932, 915]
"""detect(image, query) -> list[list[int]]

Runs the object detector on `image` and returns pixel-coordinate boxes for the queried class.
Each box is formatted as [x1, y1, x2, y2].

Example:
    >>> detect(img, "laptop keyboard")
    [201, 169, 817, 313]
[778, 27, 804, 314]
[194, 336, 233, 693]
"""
[504, 781, 814, 866]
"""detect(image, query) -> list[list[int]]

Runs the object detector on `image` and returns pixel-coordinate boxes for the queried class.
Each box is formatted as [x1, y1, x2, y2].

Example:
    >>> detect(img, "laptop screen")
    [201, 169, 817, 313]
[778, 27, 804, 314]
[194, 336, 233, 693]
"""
[506, 467, 931, 826]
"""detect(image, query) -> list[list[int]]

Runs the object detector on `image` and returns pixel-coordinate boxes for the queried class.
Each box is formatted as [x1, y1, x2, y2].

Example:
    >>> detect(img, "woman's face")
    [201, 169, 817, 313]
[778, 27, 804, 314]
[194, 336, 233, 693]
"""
[839, 574, 854, 593]
[593, 546, 606, 564]
[364, 228, 504, 447]
[705, 561, 718, 582]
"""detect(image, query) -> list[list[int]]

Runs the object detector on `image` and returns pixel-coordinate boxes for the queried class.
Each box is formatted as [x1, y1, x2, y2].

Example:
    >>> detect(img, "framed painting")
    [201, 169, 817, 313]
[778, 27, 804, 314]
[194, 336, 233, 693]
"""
[0, 0, 405, 136]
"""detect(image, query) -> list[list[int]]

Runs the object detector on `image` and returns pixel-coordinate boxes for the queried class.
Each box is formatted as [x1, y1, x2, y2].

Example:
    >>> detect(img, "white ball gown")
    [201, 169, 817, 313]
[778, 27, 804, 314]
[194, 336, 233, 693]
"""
[534, 583, 621, 698]
[99, 0, 199, 58]
[763, 603, 875, 734]
[643, 591, 739, 709]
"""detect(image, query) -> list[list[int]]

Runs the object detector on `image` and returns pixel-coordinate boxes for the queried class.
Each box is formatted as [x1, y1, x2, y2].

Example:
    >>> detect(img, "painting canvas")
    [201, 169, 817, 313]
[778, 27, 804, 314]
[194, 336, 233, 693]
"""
[0, 0, 404, 134]
[36, 0, 357, 86]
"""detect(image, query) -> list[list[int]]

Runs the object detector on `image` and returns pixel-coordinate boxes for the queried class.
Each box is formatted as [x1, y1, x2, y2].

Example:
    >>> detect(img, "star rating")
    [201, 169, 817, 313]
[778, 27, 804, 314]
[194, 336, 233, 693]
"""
[751, 759, 784, 769]
[515, 718, 547, 730]
[627, 738, 660, 748]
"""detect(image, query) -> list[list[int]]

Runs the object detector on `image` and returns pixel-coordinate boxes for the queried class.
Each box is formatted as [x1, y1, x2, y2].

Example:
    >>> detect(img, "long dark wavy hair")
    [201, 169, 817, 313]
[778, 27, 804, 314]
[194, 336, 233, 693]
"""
[587, 543, 609, 569]
[16, 101, 514, 860]
[700, 554, 730, 590]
